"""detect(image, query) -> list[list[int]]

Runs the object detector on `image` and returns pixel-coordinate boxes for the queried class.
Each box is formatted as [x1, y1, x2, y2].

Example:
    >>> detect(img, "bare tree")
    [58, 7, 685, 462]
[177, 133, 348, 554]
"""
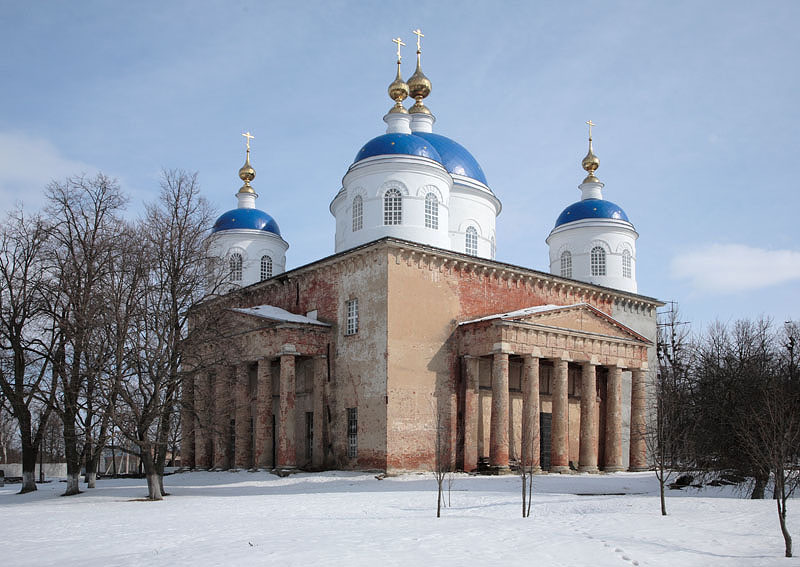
[518, 355, 541, 518]
[113, 170, 217, 500]
[0, 209, 57, 493]
[692, 319, 775, 499]
[736, 322, 800, 557]
[646, 304, 694, 515]
[44, 173, 126, 496]
[431, 397, 454, 518]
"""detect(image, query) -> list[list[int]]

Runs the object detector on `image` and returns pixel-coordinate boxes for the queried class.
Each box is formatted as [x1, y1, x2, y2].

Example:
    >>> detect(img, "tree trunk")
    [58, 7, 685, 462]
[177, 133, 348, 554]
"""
[751, 474, 767, 499]
[436, 482, 442, 518]
[521, 473, 527, 517]
[85, 471, 97, 489]
[19, 440, 38, 494]
[146, 473, 163, 501]
[21, 470, 36, 494]
[65, 472, 80, 496]
[659, 477, 667, 516]
[526, 474, 533, 518]
[778, 498, 793, 557]
[62, 418, 82, 496]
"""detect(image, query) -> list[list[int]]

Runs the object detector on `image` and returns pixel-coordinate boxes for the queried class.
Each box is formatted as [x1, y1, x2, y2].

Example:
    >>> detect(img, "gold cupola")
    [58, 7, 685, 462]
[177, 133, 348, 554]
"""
[388, 37, 410, 114]
[238, 131, 256, 195]
[581, 120, 601, 184]
[407, 28, 432, 114]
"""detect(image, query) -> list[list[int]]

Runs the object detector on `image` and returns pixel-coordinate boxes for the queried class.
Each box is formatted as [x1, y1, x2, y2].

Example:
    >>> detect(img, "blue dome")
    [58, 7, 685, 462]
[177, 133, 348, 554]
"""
[212, 208, 281, 235]
[354, 133, 442, 163]
[554, 199, 631, 228]
[413, 132, 488, 185]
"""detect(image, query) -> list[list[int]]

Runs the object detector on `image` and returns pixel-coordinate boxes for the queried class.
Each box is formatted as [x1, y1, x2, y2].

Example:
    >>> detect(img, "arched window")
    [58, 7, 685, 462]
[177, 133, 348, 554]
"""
[560, 250, 572, 278]
[260, 255, 273, 281]
[229, 253, 243, 282]
[352, 195, 363, 232]
[590, 246, 606, 276]
[424, 192, 438, 229]
[383, 188, 402, 225]
[465, 226, 478, 256]
[622, 249, 632, 278]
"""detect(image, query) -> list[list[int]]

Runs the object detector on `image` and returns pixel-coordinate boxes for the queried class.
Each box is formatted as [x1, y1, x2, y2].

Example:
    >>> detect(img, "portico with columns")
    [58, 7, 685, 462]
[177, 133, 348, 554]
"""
[183, 306, 331, 472]
[458, 303, 649, 474]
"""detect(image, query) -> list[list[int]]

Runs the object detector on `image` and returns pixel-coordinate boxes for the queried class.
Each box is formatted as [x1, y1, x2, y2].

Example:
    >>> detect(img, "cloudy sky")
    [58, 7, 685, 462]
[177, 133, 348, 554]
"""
[1, 1, 797, 330]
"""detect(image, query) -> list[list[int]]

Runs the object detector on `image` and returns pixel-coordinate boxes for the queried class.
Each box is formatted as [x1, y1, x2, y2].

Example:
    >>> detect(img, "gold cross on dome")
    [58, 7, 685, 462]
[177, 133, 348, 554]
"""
[586, 120, 596, 139]
[242, 131, 254, 150]
[412, 28, 424, 51]
[392, 37, 405, 61]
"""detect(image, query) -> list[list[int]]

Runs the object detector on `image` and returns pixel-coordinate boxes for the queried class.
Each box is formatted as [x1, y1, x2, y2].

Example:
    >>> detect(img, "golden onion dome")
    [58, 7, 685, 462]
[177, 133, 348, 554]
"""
[388, 65, 410, 114]
[407, 64, 431, 114]
[582, 140, 599, 173]
[407, 66, 431, 100]
[237, 153, 256, 194]
[408, 30, 431, 115]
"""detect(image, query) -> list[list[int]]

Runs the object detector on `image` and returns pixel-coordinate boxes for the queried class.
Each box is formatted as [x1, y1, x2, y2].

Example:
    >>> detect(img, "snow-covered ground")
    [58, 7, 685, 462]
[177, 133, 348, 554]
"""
[1, 470, 797, 566]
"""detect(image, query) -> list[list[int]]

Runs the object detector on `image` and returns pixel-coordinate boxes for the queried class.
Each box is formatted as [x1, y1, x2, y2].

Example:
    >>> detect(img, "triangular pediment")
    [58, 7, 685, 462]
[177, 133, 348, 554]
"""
[462, 303, 649, 343]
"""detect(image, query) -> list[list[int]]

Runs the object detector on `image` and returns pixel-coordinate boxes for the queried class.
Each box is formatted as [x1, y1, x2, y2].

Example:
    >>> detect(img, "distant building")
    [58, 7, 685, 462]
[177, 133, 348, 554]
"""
[182, 39, 660, 474]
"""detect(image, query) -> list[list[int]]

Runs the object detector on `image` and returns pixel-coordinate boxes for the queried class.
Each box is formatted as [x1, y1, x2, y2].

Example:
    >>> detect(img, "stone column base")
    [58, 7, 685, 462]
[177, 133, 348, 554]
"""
[550, 465, 571, 474]
[628, 466, 649, 472]
[603, 465, 625, 473]
[578, 465, 599, 473]
[486, 465, 512, 475]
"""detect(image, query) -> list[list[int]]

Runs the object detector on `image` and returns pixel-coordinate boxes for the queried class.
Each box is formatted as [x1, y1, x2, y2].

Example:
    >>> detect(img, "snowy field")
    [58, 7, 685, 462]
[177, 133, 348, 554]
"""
[1, 470, 798, 566]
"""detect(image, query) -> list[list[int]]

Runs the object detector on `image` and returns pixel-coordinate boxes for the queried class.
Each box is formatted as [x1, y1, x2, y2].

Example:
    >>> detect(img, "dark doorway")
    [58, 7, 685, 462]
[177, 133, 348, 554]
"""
[228, 418, 235, 469]
[249, 416, 255, 469]
[540, 412, 552, 471]
[306, 412, 314, 463]
[271, 414, 276, 467]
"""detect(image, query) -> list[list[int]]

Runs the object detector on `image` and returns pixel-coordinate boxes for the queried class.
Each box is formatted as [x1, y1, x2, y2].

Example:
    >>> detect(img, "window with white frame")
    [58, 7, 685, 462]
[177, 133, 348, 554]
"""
[383, 188, 402, 225]
[622, 249, 632, 278]
[465, 226, 478, 256]
[345, 298, 359, 335]
[560, 250, 572, 278]
[424, 192, 438, 229]
[590, 246, 606, 276]
[347, 407, 358, 458]
[260, 255, 273, 280]
[229, 252, 243, 282]
[352, 195, 363, 232]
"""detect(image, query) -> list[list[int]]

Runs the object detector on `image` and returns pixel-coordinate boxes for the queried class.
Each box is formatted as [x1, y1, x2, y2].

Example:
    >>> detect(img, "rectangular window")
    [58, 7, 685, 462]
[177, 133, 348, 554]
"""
[347, 407, 358, 458]
[345, 298, 359, 335]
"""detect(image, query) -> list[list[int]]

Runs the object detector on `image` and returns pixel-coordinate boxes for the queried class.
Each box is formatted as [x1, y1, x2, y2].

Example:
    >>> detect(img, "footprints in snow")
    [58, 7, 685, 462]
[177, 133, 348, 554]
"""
[582, 531, 640, 565]
[599, 540, 639, 565]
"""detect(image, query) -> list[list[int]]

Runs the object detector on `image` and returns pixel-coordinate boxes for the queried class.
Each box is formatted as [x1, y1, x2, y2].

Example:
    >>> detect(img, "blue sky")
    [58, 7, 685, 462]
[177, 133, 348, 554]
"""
[1, 1, 798, 330]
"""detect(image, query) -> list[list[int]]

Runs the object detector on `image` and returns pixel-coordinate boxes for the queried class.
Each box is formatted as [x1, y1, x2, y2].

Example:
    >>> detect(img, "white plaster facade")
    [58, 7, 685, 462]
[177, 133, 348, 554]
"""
[330, 111, 501, 259]
[208, 228, 289, 292]
[546, 179, 638, 293]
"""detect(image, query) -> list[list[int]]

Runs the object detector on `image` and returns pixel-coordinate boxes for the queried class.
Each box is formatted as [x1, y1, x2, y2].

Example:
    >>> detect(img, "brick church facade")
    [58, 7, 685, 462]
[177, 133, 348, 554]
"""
[181, 238, 659, 474]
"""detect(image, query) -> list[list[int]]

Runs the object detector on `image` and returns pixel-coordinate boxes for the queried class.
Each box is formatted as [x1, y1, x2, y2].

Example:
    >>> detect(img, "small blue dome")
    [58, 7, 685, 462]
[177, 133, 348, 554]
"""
[554, 199, 631, 228]
[354, 133, 442, 163]
[413, 132, 488, 185]
[212, 208, 281, 235]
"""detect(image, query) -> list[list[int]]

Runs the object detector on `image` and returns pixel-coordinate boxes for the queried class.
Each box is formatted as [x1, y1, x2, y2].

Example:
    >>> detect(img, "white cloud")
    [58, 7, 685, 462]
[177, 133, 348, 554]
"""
[671, 244, 800, 293]
[0, 131, 94, 214]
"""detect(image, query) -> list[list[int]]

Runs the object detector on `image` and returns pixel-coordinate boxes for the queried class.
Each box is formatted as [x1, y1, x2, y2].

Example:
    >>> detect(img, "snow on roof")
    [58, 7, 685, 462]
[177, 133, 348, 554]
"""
[230, 305, 331, 326]
[459, 303, 586, 325]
